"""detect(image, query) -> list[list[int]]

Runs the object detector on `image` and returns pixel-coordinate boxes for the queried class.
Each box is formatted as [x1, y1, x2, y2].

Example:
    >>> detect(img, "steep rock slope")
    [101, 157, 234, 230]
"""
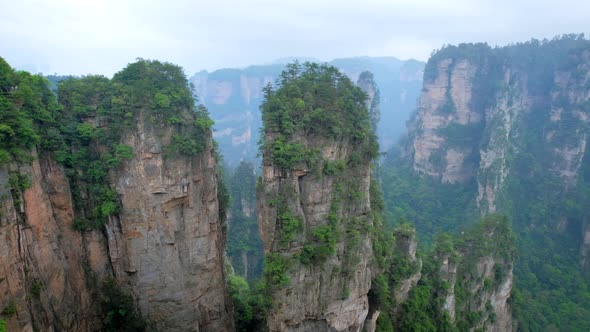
[0, 58, 233, 331]
[369, 216, 515, 332]
[356, 71, 380, 134]
[256, 63, 380, 331]
[224, 70, 385, 283]
[433, 216, 515, 332]
[384, 35, 590, 330]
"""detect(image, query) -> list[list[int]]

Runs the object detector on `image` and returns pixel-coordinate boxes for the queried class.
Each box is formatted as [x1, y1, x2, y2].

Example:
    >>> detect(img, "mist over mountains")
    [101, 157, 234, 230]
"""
[190, 56, 424, 167]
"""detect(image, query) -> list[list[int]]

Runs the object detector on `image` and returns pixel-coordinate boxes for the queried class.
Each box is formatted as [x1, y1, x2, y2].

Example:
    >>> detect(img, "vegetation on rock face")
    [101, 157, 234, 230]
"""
[252, 62, 387, 330]
[101, 279, 146, 331]
[1, 301, 16, 316]
[55, 59, 215, 231]
[257, 62, 380, 281]
[0, 57, 216, 232]
[0, 57, 219, 331]
[382, 35, 590, 331]
[372, 215, 516, 331]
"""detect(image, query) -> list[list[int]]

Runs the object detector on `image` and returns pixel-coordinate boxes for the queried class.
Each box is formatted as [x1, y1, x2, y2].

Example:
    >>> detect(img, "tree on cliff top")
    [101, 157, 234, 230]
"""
[259, 61, 378, 170]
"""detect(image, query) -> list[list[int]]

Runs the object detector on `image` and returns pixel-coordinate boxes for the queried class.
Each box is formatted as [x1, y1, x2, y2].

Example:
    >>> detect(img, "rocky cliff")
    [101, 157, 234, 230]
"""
[408, 37, 590, 217]
[435, 216, 515, 332]
[356, 71, 380, 134]
[385, 35, 590, 330]
[0, 58, 233, 331]
[257, 63, 380, 331]
[368, 216, 515, 332]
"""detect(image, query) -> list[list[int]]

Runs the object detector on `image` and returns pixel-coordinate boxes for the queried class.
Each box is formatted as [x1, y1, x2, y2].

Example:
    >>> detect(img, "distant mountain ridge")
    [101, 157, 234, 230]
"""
[190, 56, 425, 168]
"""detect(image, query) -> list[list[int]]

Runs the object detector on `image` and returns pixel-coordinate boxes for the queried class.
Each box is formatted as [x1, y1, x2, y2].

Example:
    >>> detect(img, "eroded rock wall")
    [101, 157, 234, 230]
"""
[258, 139, 374, 332]
[0, 65, 233, 331]
[0, 154, 104, 332]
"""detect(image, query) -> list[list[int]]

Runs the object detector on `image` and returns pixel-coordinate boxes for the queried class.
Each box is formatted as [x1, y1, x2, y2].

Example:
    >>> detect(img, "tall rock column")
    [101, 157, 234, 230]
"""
[107, 108, 233, 331]
[257, 63, 380, 331]
[0, 58, 234, 331]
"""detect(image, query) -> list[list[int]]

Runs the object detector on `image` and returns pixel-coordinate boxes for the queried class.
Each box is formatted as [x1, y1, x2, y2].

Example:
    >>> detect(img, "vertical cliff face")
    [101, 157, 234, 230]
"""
[356, 71, 380, 134]
[107, 108, 232, 331]
[407, 39, 590, 221]
[436, 217, 515, 332]
[0, 58, 233, 331]
[383, 216, 515, 332]
[408, 57, 482, 184]
[0, 153, 103, 332]
[257, 63, 379, 331]
[386, 36, 590, 330]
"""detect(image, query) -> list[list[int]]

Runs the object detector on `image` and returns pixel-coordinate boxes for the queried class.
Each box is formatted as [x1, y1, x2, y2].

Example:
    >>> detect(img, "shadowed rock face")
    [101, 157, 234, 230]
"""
[0, 103, 233, 331]
[1, 152, 103, 332]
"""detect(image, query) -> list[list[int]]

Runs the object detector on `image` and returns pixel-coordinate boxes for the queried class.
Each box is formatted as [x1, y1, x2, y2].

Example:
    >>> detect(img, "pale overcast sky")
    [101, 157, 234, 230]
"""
[1, 0, 588, 76]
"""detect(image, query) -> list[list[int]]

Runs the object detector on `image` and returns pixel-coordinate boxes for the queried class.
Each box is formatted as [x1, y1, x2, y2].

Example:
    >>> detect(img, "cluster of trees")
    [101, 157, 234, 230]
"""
[226, 161, 263, 280]
[380, 155, 478, 239]
[0, 57, 61, 166]
[259, 61, 379, 171]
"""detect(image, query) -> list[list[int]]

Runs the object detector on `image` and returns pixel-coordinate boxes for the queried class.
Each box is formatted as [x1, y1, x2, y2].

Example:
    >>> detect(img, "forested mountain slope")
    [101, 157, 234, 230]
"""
[381, 34, 590, 331]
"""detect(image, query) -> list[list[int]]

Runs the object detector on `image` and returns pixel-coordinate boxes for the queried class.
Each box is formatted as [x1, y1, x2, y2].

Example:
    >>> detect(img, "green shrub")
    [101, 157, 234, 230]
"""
[170, 134, 204, 156]
[375, 312, 394, 332]
[2, 301, 16, 315]
[8, 173, 30, 191]
[30, 279, 43, 297]
[101, 279, 146, 331]
[264, 253, 290, 287]
[323, 159, 345, 176]
[278, 210, 302, 246]
[259, 62, 379, 171]
[299, 224, 338, 265]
